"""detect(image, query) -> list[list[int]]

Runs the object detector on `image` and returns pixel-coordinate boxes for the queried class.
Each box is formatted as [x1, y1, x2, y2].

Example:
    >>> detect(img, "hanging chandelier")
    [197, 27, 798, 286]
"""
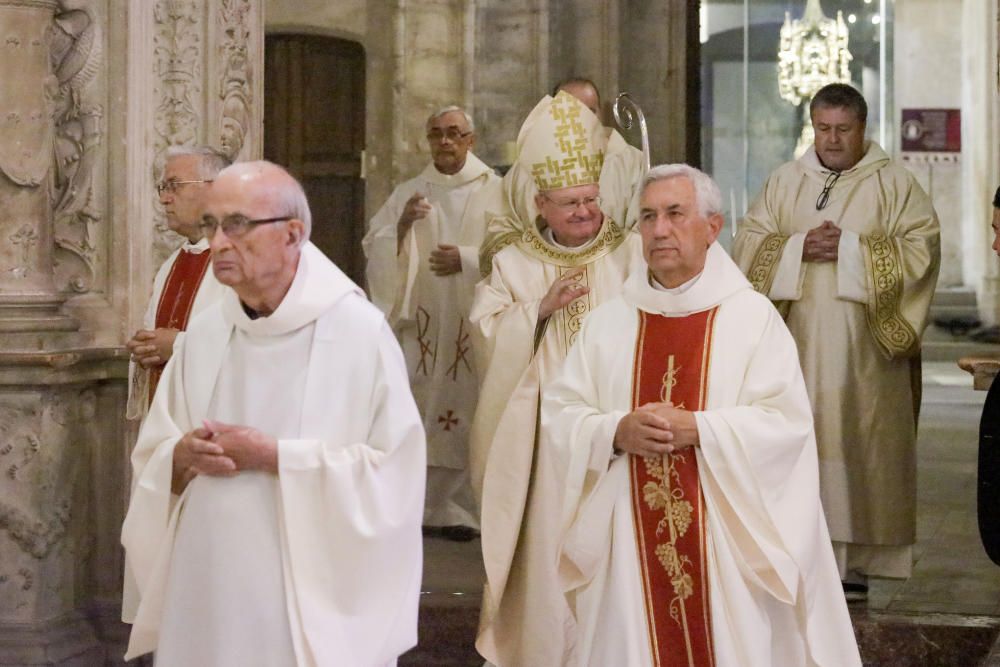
[777, 0, 854, 156]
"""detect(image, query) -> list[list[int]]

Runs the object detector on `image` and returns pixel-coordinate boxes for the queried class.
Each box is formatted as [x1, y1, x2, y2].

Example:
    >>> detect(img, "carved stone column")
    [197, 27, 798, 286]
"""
[0, 1, 263, 664]
[0, 0, 77, 333]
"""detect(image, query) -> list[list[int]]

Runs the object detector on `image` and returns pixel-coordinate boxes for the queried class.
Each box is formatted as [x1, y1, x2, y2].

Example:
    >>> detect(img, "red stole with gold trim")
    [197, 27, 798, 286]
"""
[149, 249, 212, 399]
[629, 307, 718, 667]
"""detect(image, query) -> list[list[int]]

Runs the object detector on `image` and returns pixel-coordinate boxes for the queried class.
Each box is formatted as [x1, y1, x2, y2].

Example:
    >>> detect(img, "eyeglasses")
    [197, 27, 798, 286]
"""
[156, 179, 212, 195]
[815, 171, 841, 211]
[199, 214, 293, 238]
[426, 128, 472, 143]
[543, 194, 602, 212]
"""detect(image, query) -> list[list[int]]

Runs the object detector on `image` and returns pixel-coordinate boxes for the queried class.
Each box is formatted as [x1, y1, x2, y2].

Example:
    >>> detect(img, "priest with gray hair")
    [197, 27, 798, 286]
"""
[363, 105, 501, 540]
[542, 163, 861, 666]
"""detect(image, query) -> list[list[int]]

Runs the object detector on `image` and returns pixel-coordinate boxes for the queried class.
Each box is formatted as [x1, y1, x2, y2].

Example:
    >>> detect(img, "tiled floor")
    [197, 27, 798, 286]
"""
[408, 360, 1000, 665]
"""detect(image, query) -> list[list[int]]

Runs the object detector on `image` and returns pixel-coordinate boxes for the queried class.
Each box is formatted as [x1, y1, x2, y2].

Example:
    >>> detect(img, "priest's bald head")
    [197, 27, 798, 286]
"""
[638, 164, 724, 288]
[202, 160, 312, 316]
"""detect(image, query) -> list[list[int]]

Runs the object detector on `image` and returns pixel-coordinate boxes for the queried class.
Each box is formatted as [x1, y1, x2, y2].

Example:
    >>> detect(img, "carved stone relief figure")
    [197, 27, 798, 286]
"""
[218, 0, 252, 160]
[152, 0, 203, 267]
[50, 0, 105, 294]
[0, 389, 90, 622]
[0, 1, 57, 297]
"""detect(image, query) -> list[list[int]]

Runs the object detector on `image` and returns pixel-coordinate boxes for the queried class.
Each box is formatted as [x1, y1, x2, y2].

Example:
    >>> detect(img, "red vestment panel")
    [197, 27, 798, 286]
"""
[629, 307, 718, 667]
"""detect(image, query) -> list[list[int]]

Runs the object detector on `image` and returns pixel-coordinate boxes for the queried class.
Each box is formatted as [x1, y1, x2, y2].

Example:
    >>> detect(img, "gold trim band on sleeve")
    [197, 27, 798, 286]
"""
[746, 234, 789, 296]
[862, 233, 918, 359]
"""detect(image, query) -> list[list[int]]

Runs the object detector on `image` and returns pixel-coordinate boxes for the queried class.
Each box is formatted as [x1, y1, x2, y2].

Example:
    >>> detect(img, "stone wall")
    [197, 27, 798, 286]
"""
[895, 0, 964, 288]
[0, 1, 264, 663]
[266, 0, 694, 216]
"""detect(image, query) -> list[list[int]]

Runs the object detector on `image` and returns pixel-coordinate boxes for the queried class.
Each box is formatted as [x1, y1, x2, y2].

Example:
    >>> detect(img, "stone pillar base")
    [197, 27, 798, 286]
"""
[0, 613, 104, 666]
[0, 296, 78, 334]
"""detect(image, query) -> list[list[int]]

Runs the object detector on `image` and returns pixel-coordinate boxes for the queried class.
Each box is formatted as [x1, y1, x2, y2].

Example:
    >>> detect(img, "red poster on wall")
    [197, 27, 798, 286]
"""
[901, 109, 961, 152]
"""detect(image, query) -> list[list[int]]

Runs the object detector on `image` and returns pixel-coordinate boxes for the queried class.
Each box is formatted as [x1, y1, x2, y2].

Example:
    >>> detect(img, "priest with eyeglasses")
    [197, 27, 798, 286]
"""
[732, 83, 940, 601]
[469, 90, 643, 667]
[363, 105, 500, 541]
[121, 161, 425, 666]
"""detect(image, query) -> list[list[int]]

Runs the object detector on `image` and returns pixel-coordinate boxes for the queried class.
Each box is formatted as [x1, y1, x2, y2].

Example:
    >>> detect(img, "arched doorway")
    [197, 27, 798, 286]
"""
[264, 34, 366, 283]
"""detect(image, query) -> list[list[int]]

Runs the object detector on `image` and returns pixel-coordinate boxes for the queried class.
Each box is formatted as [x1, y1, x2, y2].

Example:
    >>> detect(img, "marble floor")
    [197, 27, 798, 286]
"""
[402, 360, 1000, 666]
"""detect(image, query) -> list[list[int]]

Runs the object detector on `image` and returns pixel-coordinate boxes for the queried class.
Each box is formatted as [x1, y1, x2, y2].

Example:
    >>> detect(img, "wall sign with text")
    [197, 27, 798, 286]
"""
[901, 109, 961, 152]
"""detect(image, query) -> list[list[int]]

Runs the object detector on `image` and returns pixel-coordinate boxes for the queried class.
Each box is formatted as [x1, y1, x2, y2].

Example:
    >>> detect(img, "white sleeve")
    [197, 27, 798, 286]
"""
[768, 232, 806, 301]
[836, 229, 867, 303]
[275, 326, 424, 666]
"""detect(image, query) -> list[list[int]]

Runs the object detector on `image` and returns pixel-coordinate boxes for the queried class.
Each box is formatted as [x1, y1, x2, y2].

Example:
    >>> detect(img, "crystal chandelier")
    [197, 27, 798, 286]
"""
[777, 0, 853, 156]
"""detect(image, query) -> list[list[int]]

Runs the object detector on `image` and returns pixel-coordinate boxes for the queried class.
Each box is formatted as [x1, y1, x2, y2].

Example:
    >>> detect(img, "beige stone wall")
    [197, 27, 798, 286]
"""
[473, 0, 549, 165]
[895, 0, 964, 288]
[265, 0, 366, 37]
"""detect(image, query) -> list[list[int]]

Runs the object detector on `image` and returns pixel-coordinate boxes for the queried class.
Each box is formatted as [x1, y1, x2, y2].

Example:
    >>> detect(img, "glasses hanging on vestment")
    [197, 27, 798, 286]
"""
[815, 171, 841, 211]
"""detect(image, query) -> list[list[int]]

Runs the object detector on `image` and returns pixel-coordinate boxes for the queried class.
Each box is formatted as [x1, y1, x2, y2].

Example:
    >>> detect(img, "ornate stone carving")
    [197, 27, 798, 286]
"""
[0, 399, 72, 560]
[217, 0, 252, 160]
[0, 1, 57, 298]
[50, 0, 105, 294]
[152, 0, 203, 265]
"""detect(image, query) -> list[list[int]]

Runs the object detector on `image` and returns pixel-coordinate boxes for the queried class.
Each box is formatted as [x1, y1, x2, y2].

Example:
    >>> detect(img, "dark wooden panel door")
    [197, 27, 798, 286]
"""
[264, 34, 365, 283]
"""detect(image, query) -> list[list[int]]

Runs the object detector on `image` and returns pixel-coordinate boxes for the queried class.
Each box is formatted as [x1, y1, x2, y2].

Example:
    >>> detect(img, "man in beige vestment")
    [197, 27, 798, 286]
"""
[732, 83, 940, 599]
[364, 106, 500, 540]
[470, 91, 643, 666]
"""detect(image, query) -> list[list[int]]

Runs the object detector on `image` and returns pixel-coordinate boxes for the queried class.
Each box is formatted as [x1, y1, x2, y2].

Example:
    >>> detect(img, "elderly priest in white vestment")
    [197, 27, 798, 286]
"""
[364, 105, 500, 540]
[121, 161, 425, 667]
[542, 164, 861, 666]
[470, 91, 643, 667]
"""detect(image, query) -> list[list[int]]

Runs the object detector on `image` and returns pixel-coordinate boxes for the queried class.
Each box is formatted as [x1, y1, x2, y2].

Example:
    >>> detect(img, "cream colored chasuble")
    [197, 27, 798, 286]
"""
[733, 142, 940, 577]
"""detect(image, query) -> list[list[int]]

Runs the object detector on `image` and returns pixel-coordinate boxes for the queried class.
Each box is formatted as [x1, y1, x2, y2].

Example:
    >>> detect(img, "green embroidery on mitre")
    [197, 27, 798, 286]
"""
[863, 233, 918, 358]
[746, 234, 789, 296]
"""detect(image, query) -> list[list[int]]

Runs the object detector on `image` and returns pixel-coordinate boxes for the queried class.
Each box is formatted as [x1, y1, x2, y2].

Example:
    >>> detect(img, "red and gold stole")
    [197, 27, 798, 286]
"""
[148, 249, 212, 399]
[629, 307, 718, 667]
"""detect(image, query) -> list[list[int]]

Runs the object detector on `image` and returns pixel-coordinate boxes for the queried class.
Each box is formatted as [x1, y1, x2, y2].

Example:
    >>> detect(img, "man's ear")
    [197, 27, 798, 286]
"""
[286, 219, 306, 247]
[706, 212, 724, 245]
[534, 192, 546, 212]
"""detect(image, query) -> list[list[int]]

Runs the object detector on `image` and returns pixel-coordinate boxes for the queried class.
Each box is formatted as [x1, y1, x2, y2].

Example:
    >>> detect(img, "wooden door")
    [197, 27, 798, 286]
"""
[264, 34, 366, 283]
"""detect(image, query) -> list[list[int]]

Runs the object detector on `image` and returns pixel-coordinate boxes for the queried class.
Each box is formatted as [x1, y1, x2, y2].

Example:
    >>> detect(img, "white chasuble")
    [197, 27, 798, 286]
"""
[364, 154, 500, 475]
[469, 214, 644, 667]
[732, 142, 940, 577]
[122, 243, 426, 667]
[543, 244, 861, 667]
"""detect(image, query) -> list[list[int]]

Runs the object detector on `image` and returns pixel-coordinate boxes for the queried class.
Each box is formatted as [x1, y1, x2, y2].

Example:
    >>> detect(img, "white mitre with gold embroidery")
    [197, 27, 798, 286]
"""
[478, 92, 626, 276]
[517, 91, 607, 191]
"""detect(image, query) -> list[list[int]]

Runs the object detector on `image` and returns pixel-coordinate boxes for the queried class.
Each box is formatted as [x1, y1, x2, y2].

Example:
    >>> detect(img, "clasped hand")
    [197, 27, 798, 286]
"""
[802, 220, 841, 263]
[127, 327, 179, 368]
[613, 403, 699, 458]
[171, 420, 278, 494]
